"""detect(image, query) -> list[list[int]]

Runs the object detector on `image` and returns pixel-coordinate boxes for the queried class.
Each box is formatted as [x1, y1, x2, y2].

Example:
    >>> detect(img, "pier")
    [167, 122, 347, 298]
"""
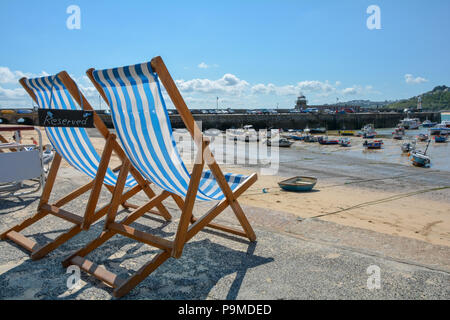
[0, 111, 441, 130]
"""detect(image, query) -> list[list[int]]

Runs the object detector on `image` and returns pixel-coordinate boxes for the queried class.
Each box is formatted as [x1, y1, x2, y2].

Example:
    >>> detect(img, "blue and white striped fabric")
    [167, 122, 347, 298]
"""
[92, 62, 247, 201]
[25, 75, 137, 187]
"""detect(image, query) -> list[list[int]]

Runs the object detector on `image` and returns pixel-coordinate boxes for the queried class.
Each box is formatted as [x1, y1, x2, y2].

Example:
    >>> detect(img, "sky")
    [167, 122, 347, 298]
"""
[0, 0, 449, 109]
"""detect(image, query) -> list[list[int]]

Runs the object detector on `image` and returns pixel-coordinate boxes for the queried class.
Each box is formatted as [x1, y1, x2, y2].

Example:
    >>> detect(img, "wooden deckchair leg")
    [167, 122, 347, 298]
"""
[229, 200, 256, 241]
[82, 134, 115, 230]
[38, 152, 62, 208]
[104, 159, 131, 230]
[172, 144, 205, 259]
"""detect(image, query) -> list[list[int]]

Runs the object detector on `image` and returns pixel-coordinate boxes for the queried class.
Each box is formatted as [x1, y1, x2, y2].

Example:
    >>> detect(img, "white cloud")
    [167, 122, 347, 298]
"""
[251, 80, 337, 97]
[0, 67, 28, 84]
[405, 74, 428, 84]
[176, 74, 249, 95]
[0, 66, 49, 84]
[0, 85, 27, 100]
[197, 62, 219, 69]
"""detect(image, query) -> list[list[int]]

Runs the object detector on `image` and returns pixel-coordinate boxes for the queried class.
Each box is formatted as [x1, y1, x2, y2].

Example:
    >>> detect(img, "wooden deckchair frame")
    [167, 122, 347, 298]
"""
[0, 72, 172, 261]
[63, 56, 257, 298]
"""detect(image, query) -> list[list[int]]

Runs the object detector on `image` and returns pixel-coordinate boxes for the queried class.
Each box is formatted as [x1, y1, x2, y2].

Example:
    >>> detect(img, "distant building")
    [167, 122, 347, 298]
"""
[295, 94, 307, 110]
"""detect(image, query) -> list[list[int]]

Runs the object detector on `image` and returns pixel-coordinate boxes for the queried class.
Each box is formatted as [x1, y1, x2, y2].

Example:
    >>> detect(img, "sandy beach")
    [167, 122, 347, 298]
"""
[12, 127, 450, 247]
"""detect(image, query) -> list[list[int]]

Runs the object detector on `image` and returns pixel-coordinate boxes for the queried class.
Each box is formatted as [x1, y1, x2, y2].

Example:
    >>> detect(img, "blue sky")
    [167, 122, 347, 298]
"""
[0, 0, 449, 109]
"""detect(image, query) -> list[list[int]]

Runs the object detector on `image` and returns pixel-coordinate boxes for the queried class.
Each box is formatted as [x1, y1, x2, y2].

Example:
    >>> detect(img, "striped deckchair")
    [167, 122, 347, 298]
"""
[1, 72, 171, 260]
[63, 56, 257, 298]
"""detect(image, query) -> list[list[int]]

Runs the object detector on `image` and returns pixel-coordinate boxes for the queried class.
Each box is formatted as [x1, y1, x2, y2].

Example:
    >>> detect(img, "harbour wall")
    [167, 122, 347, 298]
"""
[0, 111, 441, 131]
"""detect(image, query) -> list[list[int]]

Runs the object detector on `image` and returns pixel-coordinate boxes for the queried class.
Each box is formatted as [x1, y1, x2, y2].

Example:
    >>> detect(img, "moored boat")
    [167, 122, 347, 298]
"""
[310, 127, 327, 134]
[358, 124, 377, 138]
[417, 133, 429, 142]
[266, 138, 293, 147]
[410, 140, 431, 167]
[339, 138, 351, 147]
[422, 120, 437, 128]
[401, 141, 416, 153]
[278, 176, 317, 192]
[434, 134, 448, 143]
[363, 140, 383, 149]
[399, 117, 421, 130]
[339, 130, 355, 136]
[318, 136, 339, 145]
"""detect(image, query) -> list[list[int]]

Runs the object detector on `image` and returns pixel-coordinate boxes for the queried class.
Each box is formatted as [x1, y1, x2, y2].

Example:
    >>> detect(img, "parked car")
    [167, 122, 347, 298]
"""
[305, 108, 319, 114]
[289, 109, 301, 113]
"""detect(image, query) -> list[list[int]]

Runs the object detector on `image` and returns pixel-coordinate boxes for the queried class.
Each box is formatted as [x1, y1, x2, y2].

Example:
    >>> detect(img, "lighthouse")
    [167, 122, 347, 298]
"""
[417, 96, 422, 111]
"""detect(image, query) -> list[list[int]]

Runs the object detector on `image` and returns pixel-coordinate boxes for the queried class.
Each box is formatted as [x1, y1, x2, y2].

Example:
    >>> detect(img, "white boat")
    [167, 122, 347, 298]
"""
[440, 120, 450, 128]
[227, 125, 260, 142]
[401, 141, 416, 153]
[399, 117, 421, 130]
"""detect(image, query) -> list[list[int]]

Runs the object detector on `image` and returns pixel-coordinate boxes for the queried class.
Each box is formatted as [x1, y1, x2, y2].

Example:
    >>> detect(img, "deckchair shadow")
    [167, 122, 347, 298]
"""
[0, 237, 273, 299]
[1, 72, 173, 260]
[62, 56, 259, 297]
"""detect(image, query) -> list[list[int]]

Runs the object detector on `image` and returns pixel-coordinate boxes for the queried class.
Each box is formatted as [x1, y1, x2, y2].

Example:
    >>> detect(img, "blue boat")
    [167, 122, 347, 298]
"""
[410, 140, 431, 167]
[422, 120, 437, 128]
[434, 135, 448, 143]
[363, 140, 383, 149]
[288, 135, 305, 141]
[430, 127, 450, 136]
[278, 176, 317, 192]
[411, 151, 431, 167]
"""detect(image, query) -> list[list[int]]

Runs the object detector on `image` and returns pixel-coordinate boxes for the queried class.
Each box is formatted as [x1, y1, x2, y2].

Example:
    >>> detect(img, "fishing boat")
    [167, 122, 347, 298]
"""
[339, 138, 351, 147]
[401, 141, 416, 153]
[441, 120, 450, 128]
[410, 140, 431, 167]
[266, 138, 293, 147]
[310, 127, 327, 134]
[363, 140, 383, 149]
[421, 120, 437, 128]
[429, 125, 450, 136]
[304, 135, 319, 143]
[228, 125, 260, 142]
[358, 124, 377, 138]
[399, 117, 421, 130]
[318, 136, 339, 145]
[288, 134, 305, 141]
[411, 151, 431, 167]
[417, 133, 429, 142]
[278, 176, 317, 192]
[434, 134, 448, 143]
[339, 130, 355, 136]
[392, 127, 405, 140]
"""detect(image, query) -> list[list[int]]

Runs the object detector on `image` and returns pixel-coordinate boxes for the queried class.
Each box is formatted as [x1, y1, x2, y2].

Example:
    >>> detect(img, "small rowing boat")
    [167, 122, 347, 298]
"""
[278, 176, 317, 192]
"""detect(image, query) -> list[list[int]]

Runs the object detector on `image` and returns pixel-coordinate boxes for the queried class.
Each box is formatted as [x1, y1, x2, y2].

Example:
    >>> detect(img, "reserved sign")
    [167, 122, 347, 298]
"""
[38, 109, 94, 128]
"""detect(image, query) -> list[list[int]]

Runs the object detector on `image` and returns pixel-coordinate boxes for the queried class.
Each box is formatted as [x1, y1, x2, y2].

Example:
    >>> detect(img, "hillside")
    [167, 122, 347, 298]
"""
[386, 86, 450, 111]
